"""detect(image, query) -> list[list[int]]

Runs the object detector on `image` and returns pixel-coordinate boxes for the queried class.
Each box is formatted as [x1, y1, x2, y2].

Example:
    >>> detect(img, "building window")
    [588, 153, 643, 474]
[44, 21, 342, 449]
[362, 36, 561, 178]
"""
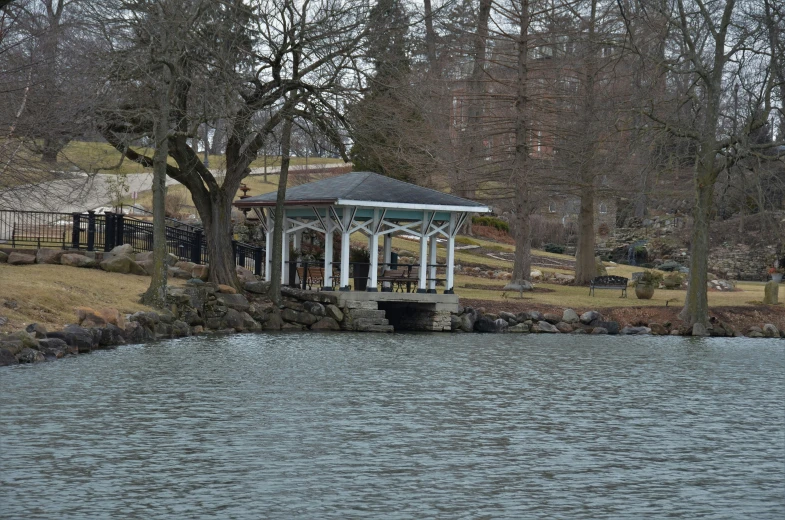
[548, 202, 556, 213]
[599, 203, 608, 214]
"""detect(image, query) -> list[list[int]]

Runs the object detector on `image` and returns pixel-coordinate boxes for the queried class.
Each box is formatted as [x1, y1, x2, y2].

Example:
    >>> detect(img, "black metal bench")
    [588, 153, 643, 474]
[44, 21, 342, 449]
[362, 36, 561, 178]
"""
[589, 275, 629, 297]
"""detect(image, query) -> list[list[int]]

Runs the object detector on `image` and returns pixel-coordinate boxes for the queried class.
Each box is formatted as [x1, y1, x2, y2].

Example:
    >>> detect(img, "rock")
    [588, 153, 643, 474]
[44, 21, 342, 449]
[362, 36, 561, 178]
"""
[572, 328, 587, 334]
[692, 323, 709, 337]
[175, 261, 196, 272]
[502, 281, 533, 293]
[475, 316, 506, 333]
[748, 330, 765, 338]
[129, 311, 159, 330]
[562, 309, 580, 324]
[508, 322, 529, 332]
[62, 325, 97, 352]
[530, 269, 542, 280]
[620, 326, 651, 335]
[171, 320, 192, 337]
[459, 309, 478, 332]
[310, 317, 341, 330]
[244, 280, 270, 294]
[595, 321, 620, 335]
[98, 325, 126, 347]
[555, 322, 573, 333]
[0, 251, 7, 263]
[554, 273, 575, 283]
[450, 314, 462, 331]
[240, 312, 261, 332]
[123, 321, 154, 343]
[519, 311, 543, 322]
[236, 266, 256, 284]
[499, 311, 517, 322]
[281, 308, 319, 326]
[17, 347, 45, 363]
[5, 331, 38, 350]
[0, 348, 19, 366]
[591, 327, 608, 334]
[303, 301, 326, 316]
[7, 252, 36, 265]
[763, 324, 780, 338]
[187, 278, 205, 286]
[543, 313, 561, 324]
[325, 304, 344, 323]
[109, 244, 134, 257]
[649, 323, 668, 335]
[218, 284, 238, 294]
[61, 253, 97, 268]
[171, 268, 192, 279]
[192, 264, 209, 281]
[155, 322, 173, 338]
[25, 323, 48, 338]
[0, 340, 24, 356]
[763, 281, 779, 305]
[262, 311, 284, 330]
[580, 311, 601, 325]
[36, 248, 64, 264]
[534, 321, 559, 333]
[218, 293, 250, 312]
[100, 255, 139, 274]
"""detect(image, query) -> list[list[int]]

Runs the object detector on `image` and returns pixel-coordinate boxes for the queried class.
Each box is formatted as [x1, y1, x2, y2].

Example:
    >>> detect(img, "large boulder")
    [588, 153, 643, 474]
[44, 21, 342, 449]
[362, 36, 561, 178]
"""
[594, 320, 620, 335]
[555, 322, 574, 333]
[221, 308, 245, 331]
[191, 264, 209, 281]
[763, 324, 780, 338]
[475, 316, 506, 333]
[98, 325, 126, 347]
[236, 266, 256, 284]
[0, 251, 8, 263]
[502, 281, 533, 294]
[25, 323, 48, 338]
[37, 338, 71, 358]
[218, 293, 250, 312]
[17, 347, 45, 363]
[0, 348, 19, 366]
[262, 311, 284, 330]
[281, 308, 319, 326]
[244, 280, 269, 294]
[310, 317, 340, 330]
[124, 321, 155, 343]
[7, 252, 36, 265]
[4, 331, 38, 351]
[109, 244, 134, 257]
[36, 248, 64, 265]
[61, 253, 97, 268]
[100, 255, 144, 275]
[562, 309, 580, 324]
[508, 322, 529, 333]
[171, 320, 192, 337]
[303, 301, 326, 317]
[580, 311, 601, 325]
[533, 320, 559, 333]
[325, 304, 344, 323]
[543, 313, 561, 324]
[217, 284, 237, 294]
[620, 326, 651, 335]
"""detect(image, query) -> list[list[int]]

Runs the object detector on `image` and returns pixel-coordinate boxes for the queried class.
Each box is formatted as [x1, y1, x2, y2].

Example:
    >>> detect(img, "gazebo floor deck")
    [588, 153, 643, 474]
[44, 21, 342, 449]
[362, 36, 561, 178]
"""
[282, 286, 460, 313]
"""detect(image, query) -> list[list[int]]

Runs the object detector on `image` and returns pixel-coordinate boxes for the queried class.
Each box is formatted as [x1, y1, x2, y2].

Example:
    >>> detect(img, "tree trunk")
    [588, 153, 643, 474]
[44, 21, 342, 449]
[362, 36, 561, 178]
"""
[268, 115, 294, 306]
[41, 139, 63, 163]
[511, 0, 532, 284]
[574, 186, 596, 285]
[142, 82, 170, 308]
[679, 172, 715, 329]
[203, 188, 239, 289]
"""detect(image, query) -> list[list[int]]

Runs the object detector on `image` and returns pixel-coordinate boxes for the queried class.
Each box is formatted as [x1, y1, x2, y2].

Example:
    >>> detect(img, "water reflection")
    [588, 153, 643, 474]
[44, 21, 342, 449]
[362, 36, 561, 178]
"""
[1, 334, 783, 519]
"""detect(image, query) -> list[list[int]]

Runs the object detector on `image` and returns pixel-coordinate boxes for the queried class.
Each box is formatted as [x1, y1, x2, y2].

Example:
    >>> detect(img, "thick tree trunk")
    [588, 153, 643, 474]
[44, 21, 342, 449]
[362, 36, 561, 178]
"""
[268, 116, 294, 306]
[142, 83, 170, 308]
[41, 139, 64, 163]
[679, 173, 715, 330]
[203, 188, 239, 289]
[574, 186, 596, 285]
[511, 0, 532, 284]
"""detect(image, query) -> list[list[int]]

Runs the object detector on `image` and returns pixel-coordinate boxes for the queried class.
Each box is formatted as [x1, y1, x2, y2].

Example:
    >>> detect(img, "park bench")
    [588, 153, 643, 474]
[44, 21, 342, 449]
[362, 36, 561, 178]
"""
[296, 266, 325, 290]
[589, 275, 629, 298]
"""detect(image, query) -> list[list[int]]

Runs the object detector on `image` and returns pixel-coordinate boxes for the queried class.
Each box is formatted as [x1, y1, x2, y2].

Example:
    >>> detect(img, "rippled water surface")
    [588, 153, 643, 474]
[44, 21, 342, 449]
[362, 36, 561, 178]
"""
[1, 333, 784, 519]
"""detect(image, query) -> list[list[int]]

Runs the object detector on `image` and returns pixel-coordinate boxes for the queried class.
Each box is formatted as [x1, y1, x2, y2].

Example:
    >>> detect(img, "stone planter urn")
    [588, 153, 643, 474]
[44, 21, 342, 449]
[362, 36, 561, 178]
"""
[772, 273, 783, 283]
[635, 283, 655, 300]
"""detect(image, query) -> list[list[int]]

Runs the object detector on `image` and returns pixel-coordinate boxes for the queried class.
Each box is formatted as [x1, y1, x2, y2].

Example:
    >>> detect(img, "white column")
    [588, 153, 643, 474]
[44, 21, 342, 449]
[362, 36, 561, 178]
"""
[368, 210, 379, 291]
[446, 213, 456, 293]
[340, 208, 351, 289]
[294, 229, 302, 253]
[418, 212, 428, 292]
[264, 209, 272, 282]
[428, 233, 437, 292]
[281, 210, 289, 285]
[323, 217, 333, 289]
[382, 234, 392, 291]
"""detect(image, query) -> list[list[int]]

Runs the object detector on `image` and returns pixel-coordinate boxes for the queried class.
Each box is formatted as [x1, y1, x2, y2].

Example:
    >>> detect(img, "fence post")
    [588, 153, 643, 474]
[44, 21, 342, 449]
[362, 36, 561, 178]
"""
[104, 212, 115, 252]
[254, 247, 263, 276]
[71, 213, 81, 249]
[191, 228, 202, 264]
[232, 240, 238, 268]
[116, 213, 125, 247]
[87, 211, 96, 251]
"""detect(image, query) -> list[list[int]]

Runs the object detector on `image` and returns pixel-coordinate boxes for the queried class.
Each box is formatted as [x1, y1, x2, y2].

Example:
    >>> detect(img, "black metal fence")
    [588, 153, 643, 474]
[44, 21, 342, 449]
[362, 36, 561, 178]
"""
[0, 209, 264, 276]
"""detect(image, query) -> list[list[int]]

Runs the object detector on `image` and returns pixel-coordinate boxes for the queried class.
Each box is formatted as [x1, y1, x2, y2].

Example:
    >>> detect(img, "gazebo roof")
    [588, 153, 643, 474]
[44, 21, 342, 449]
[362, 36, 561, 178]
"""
[234, 171, 489, 213]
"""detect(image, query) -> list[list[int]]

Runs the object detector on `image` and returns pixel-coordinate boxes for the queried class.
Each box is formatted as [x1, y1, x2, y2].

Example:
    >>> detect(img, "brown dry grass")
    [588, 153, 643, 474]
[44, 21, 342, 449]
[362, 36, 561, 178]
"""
[0, 264, 186, 334]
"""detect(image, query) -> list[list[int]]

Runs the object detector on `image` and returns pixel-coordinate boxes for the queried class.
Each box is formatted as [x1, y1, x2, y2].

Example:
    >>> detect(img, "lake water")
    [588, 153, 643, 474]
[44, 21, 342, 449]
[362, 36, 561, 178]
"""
[1, 333, 783, 519]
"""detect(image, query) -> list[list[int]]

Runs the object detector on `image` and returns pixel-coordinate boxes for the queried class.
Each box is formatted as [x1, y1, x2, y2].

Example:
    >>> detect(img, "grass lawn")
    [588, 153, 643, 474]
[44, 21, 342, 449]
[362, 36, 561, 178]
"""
[0, 263, 186, 334]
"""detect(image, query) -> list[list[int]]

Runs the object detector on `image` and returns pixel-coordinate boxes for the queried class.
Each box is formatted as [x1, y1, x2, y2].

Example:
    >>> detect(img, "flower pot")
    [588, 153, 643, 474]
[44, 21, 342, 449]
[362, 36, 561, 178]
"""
[772, 273, 783, 283]
[635, 283, 655, 299]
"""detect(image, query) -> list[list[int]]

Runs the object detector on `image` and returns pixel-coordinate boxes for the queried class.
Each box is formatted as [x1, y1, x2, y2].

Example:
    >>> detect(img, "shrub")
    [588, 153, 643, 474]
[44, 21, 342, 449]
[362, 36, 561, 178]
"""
[544, 243, 565, 254]
[472, 215, 509, 233]
[638, 269, 663, 286]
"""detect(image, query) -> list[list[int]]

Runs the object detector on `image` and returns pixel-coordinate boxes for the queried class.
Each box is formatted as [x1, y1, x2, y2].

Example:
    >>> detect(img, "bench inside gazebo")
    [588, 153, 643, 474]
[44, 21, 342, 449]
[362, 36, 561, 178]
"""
[233, 171, 490, 301]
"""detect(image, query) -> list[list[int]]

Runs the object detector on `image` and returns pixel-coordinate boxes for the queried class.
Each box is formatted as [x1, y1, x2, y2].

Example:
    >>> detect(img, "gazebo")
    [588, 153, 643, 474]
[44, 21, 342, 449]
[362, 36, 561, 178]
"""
[234, 171, 490, 294]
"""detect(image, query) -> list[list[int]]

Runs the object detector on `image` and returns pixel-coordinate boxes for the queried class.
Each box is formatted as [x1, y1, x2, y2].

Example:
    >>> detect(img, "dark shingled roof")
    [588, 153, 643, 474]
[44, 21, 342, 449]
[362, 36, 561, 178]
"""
[235, 171, 488, 209]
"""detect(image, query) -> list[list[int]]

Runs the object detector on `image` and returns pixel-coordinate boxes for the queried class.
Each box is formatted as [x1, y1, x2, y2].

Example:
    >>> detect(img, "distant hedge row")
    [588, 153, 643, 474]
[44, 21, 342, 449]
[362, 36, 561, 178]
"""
[472, 215, 509, 233]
